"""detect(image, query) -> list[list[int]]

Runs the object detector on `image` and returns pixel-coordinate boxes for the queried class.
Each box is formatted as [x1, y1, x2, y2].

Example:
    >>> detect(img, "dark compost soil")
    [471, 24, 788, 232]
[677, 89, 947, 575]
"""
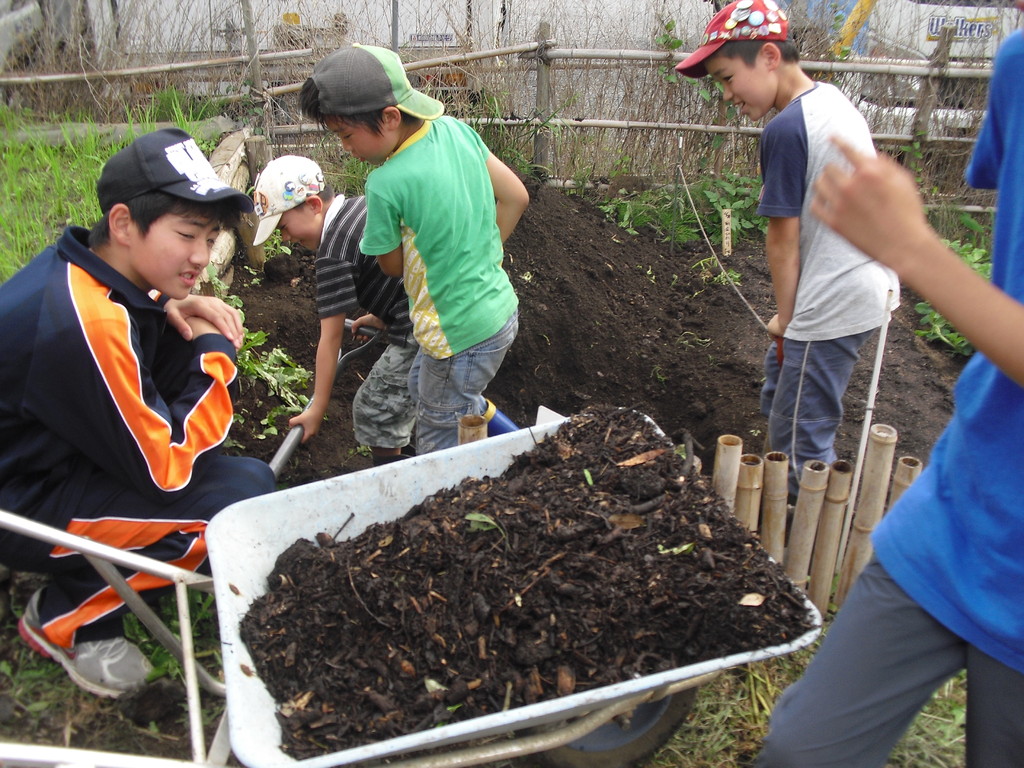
[240, 405, 818, 760]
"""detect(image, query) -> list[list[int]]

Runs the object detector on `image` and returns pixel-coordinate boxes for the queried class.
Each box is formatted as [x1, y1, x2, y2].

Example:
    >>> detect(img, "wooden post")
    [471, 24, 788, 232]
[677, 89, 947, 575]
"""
[761, 451, 789, 562]
[911, 25, 953, 140]
[712, 434, 743, 513]
[808, 460, 853, 614]
[784, 460, 829, 589]
[887, 456, 923, 513]
[835, 424, 898, 605]
[532, 22, 552, 170]
[721, 208, 732, 258]
[458, 414, 488, 444]
[734, 453, 764, 531]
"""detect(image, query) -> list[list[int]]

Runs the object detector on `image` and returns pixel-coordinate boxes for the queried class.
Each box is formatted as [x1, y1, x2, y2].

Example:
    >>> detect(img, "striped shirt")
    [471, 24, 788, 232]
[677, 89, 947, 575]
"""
[315, 195, 411, 342]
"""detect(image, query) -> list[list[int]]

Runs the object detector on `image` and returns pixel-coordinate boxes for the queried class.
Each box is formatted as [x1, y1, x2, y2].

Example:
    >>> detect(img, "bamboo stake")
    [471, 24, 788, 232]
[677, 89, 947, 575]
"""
[835, 424, 898, 605]
[761, 452, 789, 562]
[458, 415, 487, 444]
[784, 460, 830, 590]
[734, 454, 764, 532]
[808, 460, 854, 614]
[712, 435, 743, 513]
[887, 456, 923, 513]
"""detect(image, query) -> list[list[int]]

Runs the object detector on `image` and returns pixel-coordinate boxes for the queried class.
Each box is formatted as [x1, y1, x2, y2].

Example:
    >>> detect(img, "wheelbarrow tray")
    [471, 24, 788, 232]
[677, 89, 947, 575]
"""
[208, 419, 822, 768]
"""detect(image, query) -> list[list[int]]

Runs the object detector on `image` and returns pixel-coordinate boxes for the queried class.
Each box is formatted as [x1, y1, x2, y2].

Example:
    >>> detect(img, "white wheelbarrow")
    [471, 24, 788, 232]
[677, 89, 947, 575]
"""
[207, 416, 822, 768]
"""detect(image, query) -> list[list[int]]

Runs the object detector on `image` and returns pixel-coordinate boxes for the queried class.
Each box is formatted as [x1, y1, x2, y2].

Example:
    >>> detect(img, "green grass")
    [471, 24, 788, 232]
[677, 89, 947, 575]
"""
[0, 95, 227, 281]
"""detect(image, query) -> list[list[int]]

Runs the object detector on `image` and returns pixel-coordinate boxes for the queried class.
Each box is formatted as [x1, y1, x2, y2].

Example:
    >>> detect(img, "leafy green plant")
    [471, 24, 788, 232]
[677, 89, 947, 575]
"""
[914, 239, 990, 356]
[700, 172, 766, 240]
[693, 256, 742, 286]
[597, 187, 699, 243]
[206, 268, 312, 432]
[655, 20, 683, 84]
[465, 512, 509, 549]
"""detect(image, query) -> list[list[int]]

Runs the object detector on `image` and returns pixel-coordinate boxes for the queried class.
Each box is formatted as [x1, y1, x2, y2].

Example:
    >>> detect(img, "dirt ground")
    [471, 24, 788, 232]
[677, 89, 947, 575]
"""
[231, 177, 960, 482]
[0, 179, 963, 762]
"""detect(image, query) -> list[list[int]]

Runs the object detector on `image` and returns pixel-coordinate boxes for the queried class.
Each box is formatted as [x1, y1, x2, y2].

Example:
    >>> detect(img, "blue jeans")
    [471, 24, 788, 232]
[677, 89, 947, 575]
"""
[408, 311, 518, 454]
[761, 330, 873, 497]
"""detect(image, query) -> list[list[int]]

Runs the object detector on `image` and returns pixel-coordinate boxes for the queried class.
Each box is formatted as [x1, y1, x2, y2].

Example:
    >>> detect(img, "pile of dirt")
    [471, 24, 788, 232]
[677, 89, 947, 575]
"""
[241, 406, 818, 760]
[227, 178, 962, 485]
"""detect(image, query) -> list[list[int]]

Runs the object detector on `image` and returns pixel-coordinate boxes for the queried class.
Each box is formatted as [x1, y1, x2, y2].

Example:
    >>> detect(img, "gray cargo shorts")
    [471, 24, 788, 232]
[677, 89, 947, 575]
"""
[352, 341, 417, 449]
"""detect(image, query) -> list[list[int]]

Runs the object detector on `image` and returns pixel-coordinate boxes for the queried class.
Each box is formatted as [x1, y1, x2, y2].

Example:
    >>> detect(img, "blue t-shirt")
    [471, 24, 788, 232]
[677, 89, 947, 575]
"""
[872, 31, 1024, 674]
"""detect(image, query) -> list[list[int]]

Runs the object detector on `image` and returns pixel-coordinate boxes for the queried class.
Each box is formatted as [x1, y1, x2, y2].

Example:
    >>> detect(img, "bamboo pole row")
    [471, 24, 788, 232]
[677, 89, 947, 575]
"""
[711, 426, 922, 615]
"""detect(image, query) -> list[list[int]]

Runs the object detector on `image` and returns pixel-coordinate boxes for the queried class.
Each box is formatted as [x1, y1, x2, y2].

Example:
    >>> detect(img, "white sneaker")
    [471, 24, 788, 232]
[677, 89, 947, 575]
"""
[18, 589, 152, 698]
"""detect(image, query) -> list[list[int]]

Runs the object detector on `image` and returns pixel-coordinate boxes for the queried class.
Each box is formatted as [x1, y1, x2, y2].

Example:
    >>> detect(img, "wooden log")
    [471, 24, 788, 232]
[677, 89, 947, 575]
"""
[761, 451, 789, 562]
[197, 127, 253, 292]
[238, 135, 274, 271]
[711, 434, 743, 513]
[734, 453, 764, 532]
[785, 460, 830, 589]
[835, 424, 898, 605]
[887, 456, 923, 512]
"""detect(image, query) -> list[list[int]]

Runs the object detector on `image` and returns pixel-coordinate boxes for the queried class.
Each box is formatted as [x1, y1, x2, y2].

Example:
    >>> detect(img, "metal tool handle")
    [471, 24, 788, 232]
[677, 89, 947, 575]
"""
[268, 319, 383, 478]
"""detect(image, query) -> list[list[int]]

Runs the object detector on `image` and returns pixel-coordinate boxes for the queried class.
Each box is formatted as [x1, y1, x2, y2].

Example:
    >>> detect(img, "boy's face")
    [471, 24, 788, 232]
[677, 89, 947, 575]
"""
[117, 209, 221, 299]
[277, 202, 323, 252]
[705, 48, 778, 122]
[324, 115, 395, 166]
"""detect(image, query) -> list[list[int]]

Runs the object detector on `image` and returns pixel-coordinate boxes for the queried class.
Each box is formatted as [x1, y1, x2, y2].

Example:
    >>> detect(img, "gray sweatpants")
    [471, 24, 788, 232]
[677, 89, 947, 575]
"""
[756, 559, 1024, 767]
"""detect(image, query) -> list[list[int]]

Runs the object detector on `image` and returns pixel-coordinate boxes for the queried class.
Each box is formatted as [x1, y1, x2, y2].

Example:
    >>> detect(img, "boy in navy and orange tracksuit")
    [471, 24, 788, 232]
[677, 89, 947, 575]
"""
[0, 128, 276, 697]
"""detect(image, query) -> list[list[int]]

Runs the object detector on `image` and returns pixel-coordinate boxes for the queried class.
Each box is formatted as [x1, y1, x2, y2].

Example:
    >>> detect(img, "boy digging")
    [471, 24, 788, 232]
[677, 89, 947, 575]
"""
[300, 44, 530, 453]
[677, 0, 899, 496]
[251, 155, 416, 465]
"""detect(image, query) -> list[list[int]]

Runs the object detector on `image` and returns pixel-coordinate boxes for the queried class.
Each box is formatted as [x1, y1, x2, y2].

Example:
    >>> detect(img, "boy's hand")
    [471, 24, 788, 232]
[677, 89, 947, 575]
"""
[350, 314, 385, 342]
[289, 408, 324, 442]
[165, 295, 245, 349]
[766, 314, 785, 339]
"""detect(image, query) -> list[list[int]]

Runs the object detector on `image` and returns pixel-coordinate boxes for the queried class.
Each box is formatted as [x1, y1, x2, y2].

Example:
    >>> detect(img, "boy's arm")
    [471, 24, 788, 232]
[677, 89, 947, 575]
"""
[377, 246, 404, 277]
[765, 216, 801, 337]
[814, 138, 1024, 386]
[164, 294, 244, 349]
[289, 314, 346, 442]
[486, 153, 530, 242]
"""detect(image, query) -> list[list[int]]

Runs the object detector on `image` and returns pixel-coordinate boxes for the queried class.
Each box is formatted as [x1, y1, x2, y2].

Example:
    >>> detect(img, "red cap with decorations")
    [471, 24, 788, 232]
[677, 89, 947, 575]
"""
[675, 0, 789, 79]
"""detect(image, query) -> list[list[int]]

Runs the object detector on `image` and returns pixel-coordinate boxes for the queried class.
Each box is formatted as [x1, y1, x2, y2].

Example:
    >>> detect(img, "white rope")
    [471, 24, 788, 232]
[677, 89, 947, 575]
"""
[835, 289, 897, 576]
[674, 136, 770, 335]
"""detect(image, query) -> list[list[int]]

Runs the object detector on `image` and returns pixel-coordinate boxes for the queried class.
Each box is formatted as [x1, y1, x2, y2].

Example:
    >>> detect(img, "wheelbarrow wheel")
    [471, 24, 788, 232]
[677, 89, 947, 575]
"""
[529, 687, 699, 768]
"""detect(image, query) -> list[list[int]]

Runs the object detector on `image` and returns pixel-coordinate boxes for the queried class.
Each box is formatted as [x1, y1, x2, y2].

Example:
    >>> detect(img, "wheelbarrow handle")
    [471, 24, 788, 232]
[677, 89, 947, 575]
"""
[268, 319, 384, 479]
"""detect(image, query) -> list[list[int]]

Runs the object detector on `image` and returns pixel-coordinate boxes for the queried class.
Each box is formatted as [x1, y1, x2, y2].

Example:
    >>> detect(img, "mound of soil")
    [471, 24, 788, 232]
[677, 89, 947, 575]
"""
[227, 178, 961, 483]
[241, 406, 818, 760]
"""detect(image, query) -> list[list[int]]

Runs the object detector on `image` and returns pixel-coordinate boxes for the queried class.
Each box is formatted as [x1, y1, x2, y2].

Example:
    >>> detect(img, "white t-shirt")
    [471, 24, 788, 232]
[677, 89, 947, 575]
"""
[758, 82, 899, 341]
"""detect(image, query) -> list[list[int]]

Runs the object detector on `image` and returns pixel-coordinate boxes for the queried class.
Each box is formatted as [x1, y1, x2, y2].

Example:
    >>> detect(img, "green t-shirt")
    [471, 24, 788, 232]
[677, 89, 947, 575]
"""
[360, 116, 518, 358]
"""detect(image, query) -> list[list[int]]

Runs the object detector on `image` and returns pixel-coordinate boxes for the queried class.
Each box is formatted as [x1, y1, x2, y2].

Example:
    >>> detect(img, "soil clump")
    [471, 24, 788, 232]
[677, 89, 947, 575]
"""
[241, 406, 818, 760]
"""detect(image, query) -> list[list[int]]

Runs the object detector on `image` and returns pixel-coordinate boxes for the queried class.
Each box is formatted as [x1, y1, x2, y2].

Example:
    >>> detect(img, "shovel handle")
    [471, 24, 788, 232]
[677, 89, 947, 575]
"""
[268, 319, 384, 479]
[775, 336, 784, 366]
